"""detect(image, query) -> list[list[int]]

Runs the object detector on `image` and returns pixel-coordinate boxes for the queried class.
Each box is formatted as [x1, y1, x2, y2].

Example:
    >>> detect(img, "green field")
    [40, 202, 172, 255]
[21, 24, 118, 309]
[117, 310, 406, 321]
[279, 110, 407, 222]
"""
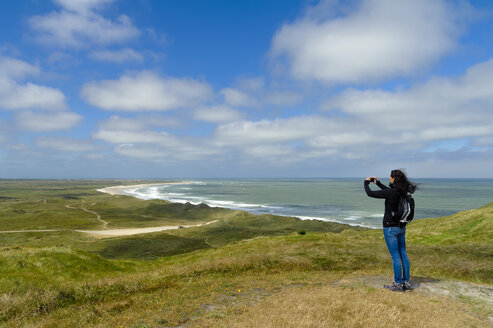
[0, 180, 491, 327]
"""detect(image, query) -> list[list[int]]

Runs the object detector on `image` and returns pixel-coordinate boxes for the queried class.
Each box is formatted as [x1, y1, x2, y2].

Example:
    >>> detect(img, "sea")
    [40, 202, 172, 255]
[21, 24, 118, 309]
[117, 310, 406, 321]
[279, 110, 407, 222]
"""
[122, 179, 493, 229]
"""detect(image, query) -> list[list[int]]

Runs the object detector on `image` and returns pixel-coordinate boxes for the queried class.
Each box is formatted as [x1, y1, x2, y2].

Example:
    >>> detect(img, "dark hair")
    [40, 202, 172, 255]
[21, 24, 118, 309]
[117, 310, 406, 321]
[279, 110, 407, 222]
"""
[391, 169, 417, 195]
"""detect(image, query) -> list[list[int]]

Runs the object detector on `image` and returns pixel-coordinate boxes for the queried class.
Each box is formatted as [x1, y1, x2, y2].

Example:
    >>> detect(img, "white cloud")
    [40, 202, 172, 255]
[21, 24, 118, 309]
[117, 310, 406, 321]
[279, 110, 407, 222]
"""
[114, 142, 219, 161]
[214, 116, 336, 146]
[270, 0, 462, 84]
[211, 115, 367, 162]
[323, 58, 493, 140]
[29, 0, 139, 48]
[115, 144, 169, 159]
[98, 115, 179, 131]
[0, 56, 40, 79]
[81, 71, 213, 111]
[0, 79, 67, 111]
[17, 111, 82, 131]
[36, 136, 96, 152]
[236, 77, 265, 92]
[243, 144, 294, 158]
[54, 0, 115, 14]
[94, 129, 173, 144]
[194, 105, 243, 123]
[88, 48, 144, 63]
[0, 56, 67, 111]
[0, 56, 81, 132]
[265, 91, 302, 106]
[88, 58, 493, 165]
[218, 77, 302, 109]
[94, 115, 220, 161]
[220, 87, 257, 107]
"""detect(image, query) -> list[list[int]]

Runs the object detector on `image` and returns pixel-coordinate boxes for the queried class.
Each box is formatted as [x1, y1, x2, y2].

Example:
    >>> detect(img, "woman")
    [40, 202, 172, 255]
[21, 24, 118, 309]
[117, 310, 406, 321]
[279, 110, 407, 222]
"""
[364, 169, 417, 292]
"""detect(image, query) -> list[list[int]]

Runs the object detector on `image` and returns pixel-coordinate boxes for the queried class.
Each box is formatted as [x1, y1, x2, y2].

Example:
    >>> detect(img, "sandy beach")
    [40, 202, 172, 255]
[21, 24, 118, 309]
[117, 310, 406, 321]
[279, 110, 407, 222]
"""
[96, 181, 188, 196]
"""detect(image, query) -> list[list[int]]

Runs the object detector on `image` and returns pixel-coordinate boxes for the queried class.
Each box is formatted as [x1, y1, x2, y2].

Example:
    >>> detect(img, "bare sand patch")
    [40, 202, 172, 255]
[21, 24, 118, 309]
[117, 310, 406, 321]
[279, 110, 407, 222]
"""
[76, 220, 218, 238]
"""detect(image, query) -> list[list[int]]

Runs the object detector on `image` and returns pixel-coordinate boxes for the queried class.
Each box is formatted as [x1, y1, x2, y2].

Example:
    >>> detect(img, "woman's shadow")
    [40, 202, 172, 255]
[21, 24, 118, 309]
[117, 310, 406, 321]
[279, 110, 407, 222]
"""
[409, 276, 441, 290]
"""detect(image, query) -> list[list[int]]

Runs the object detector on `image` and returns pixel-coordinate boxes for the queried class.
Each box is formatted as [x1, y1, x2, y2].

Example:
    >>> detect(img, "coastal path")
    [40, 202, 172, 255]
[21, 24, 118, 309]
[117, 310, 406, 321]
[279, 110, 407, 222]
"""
[65, 201, 108, 229]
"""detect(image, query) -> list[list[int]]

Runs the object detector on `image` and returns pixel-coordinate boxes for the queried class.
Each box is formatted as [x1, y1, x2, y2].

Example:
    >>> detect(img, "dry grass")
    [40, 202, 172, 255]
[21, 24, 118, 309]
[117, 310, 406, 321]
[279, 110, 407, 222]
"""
[196, 284, 490, 328]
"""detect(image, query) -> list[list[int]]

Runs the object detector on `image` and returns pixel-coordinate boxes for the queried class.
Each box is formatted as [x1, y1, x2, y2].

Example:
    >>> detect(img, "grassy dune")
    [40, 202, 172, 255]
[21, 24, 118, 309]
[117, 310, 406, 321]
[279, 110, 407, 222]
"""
[0, 180, 491, 327]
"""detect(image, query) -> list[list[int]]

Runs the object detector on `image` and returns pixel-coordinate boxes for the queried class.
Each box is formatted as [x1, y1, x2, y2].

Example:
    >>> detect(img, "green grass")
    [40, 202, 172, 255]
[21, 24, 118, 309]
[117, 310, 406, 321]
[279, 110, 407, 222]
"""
[0, 180, 491, 327]
[97, 232, 212, 260]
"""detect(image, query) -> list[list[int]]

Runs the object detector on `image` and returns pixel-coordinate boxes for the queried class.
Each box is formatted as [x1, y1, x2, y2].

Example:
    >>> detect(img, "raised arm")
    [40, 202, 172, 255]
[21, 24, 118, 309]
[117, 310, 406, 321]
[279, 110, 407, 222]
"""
[364, 180, 393, 199]
[376, 180, 389, 190]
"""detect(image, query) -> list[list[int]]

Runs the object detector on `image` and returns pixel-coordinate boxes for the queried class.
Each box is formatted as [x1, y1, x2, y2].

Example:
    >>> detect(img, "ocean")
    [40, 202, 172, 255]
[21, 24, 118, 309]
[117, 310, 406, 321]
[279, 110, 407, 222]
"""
[122, 179, 493, 229]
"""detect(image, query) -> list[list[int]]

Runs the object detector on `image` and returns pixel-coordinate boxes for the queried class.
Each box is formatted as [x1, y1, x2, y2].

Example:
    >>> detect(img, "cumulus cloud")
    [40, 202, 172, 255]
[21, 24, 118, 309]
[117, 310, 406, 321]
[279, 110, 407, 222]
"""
[17, 111, 82, 131]
[265, 91, 303, 106]
[88, 48, 144, 63]
[0, 56, 81, 131]
[94, 129, 174, 144]
[81, 71, 213, 111]
[98, 115, 180, 131]
[0, 56, 40, 79]
[36, 136, 96, 152]
[218, 76, 302, 109]
[29, 0, 139, 48]
[194, 105, 244, 123]
[212, 54, 493, 161]
[210, 115, 358, 162]
[93, 115, 220, 161]
[220, 87, 258, 107]
[270, 0, 463, 84]
[54, 0, 115, 14]
[0, 56, 67, 111]
[0, 79, 67, 111]
[214, 116, 337, 146]
[323, 57, 493, 141]
[115, 144, 169, 159]
[89, 58, 493, 165]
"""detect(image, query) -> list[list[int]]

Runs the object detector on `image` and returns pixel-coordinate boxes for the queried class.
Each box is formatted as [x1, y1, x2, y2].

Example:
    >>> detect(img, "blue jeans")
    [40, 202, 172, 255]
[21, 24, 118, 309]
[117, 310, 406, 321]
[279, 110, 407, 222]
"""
[383, 226, 410, 284]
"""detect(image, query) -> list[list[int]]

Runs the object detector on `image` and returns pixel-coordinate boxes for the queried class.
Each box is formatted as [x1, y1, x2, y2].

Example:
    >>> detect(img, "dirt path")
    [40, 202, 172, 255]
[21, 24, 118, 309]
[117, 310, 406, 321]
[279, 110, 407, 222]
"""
[341, 275, 493, 306]
[0, 229, 60, 233]
[65, 203, 108, 229]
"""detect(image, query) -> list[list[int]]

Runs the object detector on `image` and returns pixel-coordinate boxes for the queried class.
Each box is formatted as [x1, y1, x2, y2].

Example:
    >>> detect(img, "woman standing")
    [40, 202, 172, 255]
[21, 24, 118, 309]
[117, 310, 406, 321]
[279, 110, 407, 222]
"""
[364, 169, 417, 292]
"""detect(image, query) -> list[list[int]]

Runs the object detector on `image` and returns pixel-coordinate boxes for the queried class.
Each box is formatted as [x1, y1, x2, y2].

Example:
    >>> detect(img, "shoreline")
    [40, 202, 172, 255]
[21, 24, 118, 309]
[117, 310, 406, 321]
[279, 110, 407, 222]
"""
[96, 181, 188, 196]
[96, 181, 377, 230]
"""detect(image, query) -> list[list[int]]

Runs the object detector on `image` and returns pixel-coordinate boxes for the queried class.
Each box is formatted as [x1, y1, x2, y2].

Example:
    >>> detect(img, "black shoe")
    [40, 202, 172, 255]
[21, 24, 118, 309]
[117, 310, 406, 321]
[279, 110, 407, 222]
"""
[402, 282, 412, 291]
[384, 282, 404, 292]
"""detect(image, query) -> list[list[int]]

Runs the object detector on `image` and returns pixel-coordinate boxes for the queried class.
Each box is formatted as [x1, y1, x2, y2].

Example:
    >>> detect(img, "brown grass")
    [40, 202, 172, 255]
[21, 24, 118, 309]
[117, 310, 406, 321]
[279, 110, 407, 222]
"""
[196, 284, 489, 328]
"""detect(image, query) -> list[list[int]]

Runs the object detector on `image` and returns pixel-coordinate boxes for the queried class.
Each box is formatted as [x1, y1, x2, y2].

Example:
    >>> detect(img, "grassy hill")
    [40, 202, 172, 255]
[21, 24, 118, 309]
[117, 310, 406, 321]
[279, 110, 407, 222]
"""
[0, 180, 491, 327]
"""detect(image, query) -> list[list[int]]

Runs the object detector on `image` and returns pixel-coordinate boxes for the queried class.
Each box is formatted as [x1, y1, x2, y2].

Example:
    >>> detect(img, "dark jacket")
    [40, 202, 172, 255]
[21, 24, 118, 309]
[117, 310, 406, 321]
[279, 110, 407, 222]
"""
[364, 180, 402, 227]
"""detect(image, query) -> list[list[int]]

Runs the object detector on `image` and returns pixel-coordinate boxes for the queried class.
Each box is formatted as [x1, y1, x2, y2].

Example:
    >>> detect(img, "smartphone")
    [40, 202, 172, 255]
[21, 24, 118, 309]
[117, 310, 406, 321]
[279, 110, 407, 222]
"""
[370, 178, 375, 182]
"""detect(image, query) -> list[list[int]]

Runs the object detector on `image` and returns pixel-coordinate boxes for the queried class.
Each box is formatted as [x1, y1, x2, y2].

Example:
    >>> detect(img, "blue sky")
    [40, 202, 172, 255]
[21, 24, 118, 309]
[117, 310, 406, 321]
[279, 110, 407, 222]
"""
[1, 0, 493, 179]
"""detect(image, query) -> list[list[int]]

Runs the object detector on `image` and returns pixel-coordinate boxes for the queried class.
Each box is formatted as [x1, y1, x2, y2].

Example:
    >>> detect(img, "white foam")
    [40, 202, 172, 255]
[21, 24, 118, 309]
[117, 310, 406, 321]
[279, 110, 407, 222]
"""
[116, 181, 381, 230]
[297, 215, 377, 229]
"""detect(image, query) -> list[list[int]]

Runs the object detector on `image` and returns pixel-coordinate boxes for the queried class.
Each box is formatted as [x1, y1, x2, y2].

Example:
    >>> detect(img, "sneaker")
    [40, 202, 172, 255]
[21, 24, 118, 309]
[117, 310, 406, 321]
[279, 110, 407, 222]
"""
[403, 282, 412, 291]
[384, 282, 404, 292]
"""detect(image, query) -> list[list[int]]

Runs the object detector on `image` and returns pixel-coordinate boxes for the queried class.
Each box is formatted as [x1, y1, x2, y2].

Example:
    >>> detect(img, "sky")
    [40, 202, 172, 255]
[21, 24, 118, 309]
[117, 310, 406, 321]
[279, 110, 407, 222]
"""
[1, 0, 493, 179]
